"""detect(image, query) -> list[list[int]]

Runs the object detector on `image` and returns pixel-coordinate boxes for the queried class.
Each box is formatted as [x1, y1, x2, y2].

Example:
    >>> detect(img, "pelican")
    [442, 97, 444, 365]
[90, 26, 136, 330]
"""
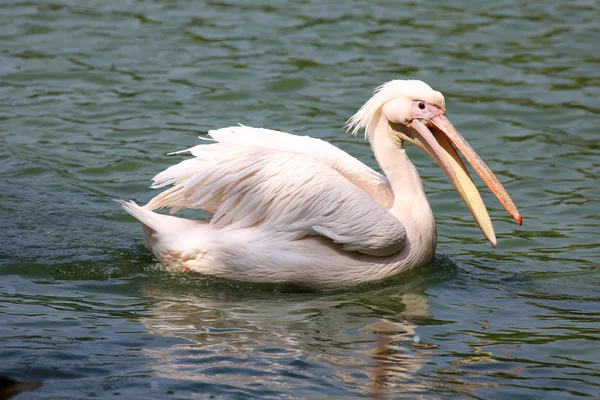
[121, 80, 521, 288]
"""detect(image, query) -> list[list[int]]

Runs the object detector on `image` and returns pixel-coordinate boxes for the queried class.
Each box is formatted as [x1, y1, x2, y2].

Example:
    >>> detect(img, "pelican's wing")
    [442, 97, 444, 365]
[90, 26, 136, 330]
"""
[168, 126, 393, 208]
[146, 144, 406, 257]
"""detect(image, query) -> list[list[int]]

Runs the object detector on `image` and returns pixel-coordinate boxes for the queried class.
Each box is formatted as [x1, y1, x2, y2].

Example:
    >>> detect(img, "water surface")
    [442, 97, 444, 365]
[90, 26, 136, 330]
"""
[1, 0, 599, 398]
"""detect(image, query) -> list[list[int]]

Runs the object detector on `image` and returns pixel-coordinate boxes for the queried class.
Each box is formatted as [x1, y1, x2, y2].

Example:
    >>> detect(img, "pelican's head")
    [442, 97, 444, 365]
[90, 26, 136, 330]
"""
[347, 80, 521, 246]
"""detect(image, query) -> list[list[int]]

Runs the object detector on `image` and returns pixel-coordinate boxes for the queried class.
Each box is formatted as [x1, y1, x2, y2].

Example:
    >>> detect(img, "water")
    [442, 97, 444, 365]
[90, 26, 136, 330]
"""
[1, 0, 598, 398]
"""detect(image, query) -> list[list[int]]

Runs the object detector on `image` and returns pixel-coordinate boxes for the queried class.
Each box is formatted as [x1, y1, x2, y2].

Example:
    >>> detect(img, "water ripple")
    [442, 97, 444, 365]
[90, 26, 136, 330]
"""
[0, 0, 599, 398]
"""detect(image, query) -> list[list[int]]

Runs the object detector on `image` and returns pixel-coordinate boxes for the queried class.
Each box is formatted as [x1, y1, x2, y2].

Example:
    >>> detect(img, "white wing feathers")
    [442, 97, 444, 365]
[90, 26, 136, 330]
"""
[153, 126, 393, 208]
[219, 126, 394, 208]
[145, 127, 406, 256]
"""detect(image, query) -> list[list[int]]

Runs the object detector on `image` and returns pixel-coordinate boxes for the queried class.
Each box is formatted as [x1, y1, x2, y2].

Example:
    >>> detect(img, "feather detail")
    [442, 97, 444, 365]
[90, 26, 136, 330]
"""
[145, 141, 406, 256]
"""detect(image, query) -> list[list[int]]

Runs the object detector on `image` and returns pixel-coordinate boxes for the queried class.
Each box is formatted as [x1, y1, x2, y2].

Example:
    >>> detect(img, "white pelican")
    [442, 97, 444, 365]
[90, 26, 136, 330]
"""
[121, 80, 521, 288]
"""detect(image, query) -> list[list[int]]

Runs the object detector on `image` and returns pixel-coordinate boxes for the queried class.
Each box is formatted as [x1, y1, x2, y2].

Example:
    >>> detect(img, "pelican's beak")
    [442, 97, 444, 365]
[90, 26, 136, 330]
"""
[407, 103, 521, 246]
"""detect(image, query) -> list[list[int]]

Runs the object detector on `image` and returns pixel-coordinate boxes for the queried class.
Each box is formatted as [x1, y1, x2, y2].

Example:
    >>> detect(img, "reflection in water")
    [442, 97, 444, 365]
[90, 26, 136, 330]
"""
[365, 294, 440, 398]
[139, 284, 438, 397]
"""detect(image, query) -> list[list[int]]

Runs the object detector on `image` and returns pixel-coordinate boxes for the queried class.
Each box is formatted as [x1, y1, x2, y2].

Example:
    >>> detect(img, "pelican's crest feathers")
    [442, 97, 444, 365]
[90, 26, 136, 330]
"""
[346, 80, 445, 137]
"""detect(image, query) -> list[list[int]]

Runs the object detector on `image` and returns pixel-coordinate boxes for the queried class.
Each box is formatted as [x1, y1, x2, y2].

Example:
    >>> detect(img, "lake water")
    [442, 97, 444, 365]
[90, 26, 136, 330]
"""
[1, 0, 599, 398]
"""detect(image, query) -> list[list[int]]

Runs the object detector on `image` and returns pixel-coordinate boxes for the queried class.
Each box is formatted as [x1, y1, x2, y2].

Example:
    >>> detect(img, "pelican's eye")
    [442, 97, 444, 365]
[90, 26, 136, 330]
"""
[418, 102, 426, 110]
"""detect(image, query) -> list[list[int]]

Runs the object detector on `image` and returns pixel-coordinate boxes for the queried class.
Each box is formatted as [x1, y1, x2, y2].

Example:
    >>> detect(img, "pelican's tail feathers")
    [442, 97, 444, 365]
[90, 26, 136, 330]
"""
[118, 200, 163, 232]
[118, 200, 166, 248]
[118, 199, 208, 250]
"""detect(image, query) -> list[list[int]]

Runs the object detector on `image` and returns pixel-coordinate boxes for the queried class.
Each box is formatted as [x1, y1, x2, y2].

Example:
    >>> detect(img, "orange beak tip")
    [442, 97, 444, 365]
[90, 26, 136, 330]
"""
[517, 215, 523, 226]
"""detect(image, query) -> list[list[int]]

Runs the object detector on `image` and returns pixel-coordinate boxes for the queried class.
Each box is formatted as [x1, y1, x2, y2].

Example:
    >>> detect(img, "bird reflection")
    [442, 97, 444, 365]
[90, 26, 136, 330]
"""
[362, 294, 438, 398]
[138, 281, 438, 398]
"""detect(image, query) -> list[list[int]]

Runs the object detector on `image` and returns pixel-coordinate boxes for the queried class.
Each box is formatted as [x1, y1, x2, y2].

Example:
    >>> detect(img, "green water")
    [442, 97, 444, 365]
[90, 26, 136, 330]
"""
[1, 0, 599, 398]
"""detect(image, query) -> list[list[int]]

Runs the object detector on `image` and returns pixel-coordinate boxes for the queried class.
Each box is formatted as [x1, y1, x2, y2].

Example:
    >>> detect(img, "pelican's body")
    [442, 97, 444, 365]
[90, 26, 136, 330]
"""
[122, 80, 521, 288]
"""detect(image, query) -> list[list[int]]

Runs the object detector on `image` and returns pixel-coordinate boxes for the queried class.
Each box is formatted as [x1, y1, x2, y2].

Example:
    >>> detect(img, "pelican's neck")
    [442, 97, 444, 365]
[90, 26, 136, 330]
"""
[367, 112, 437, 259]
